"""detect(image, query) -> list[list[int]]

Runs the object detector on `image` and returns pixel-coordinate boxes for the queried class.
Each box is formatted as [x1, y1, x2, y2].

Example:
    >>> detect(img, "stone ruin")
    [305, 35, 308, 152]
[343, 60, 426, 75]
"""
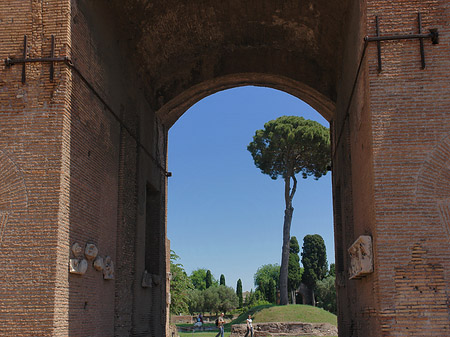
[230, 322, 338, 337]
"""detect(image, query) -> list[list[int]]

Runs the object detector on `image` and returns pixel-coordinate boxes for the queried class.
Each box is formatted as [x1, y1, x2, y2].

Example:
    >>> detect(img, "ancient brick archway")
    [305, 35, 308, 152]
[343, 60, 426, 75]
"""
[1, 0, 449, 336]
[155, 73, 336, 125]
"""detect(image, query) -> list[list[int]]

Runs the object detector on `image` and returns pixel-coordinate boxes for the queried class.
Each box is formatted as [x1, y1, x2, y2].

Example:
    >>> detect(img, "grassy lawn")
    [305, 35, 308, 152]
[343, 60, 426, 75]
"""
[252, 304, 337, 326]
[176, 304, 337, 336]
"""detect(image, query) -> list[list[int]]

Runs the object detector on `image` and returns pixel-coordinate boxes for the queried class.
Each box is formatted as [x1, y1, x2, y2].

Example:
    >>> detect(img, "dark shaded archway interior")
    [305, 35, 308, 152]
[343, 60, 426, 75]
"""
[109, 0, 352, 124]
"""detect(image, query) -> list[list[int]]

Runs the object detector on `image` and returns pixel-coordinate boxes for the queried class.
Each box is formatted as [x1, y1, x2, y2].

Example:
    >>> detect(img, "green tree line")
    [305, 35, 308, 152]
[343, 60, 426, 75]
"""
[170, 234, 336, 316]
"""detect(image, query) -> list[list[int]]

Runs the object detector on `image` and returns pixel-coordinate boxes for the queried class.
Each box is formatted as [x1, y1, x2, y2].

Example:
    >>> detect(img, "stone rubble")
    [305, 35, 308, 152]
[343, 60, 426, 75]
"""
[230, 322, 338, 337]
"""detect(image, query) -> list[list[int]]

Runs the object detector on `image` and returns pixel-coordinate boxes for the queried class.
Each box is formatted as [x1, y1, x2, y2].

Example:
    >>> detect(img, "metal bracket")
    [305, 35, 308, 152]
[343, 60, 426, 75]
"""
[364, 13, 439, 72]
[4, 35, 69, 83]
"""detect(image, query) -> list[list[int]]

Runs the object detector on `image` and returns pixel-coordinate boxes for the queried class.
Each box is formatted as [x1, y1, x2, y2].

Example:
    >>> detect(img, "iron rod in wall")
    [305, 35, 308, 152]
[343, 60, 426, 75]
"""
[365, 32, 437, 42]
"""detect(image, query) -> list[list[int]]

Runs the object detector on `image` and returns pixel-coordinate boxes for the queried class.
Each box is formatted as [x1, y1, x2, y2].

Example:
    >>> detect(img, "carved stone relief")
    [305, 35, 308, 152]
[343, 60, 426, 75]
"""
[348, 235, 373, 279]
[71, 242, 82, 256]
[85, 243, 98, 260]
[93, 256, 104, 271]
[103, 256, 114, 280]
[69, 258, 88, 275]
[69, 241, 113, 279]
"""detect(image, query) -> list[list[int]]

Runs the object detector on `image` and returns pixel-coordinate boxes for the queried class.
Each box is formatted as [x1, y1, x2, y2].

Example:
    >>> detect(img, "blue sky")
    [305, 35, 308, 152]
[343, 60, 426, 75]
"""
[167, 86, 334, 292]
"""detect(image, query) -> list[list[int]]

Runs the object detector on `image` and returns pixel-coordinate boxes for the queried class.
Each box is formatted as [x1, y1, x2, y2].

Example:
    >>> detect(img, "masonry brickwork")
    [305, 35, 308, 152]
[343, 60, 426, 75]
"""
[366, 1, 450, 335]
[0, 0, 168, 336]
[0, 0, 449, 336]
[0, 0, 72, 335]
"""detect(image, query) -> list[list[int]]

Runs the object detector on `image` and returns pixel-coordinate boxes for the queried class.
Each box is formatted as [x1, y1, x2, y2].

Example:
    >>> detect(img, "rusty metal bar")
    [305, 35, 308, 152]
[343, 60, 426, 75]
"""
[365, 31, 438, 43]
[364, 13, 439, 71]
[5, 56, 69, 66]
[5, 34, 68, 83]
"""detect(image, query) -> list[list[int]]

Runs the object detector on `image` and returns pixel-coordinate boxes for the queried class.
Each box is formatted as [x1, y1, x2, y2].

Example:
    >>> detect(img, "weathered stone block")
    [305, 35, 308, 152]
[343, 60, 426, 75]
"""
[69, 259, 88, 275]
[84, 243, 98, 260]
[71, 243, 82, 257]
[103, 256, 114, 280]
[93, 256, 104, 271]
[348, 235, 373, 279]
[230, 322, 338, 336]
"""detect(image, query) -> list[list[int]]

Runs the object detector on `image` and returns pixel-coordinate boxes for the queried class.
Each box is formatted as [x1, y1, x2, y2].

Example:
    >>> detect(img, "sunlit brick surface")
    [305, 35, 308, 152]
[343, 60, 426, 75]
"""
[0, 0, 449, 336]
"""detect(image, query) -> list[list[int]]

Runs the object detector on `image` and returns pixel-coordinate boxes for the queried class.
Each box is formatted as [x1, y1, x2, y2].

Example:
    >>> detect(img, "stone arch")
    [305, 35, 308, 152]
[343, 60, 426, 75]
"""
[4, 0, 450, 336]
[156, 73, 335, 128]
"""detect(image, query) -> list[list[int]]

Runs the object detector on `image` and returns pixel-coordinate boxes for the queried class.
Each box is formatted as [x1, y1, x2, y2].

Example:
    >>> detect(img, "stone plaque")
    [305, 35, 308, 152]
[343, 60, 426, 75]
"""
[348, 235, 373, 279]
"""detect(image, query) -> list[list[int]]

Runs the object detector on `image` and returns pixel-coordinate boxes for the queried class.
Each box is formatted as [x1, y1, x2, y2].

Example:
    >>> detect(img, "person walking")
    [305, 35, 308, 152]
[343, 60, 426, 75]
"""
[194, 313, 203, 328]
[215, 313, 225, 337]
[244, 315, 253, 337]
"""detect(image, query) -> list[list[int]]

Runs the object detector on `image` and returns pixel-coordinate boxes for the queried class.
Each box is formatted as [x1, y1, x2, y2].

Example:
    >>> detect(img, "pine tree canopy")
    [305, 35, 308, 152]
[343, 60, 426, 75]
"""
[247, 116, 330, 180]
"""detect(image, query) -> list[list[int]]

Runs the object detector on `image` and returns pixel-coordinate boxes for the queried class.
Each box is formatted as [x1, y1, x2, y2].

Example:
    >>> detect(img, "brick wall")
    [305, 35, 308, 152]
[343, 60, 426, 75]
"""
[333, 0, 450, 335]
[1, 0, 448, 336]
[332, 1, 450, 336]
[0, 0, 168, 335]
[366, 0, 450, 335]
[0, 0, 71, 336]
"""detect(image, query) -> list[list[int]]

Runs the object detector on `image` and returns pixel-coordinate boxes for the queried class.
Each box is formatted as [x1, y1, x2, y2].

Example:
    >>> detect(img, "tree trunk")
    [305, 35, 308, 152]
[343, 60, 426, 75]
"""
[279, 205, 293, 305]
[280, 174, 296, 305]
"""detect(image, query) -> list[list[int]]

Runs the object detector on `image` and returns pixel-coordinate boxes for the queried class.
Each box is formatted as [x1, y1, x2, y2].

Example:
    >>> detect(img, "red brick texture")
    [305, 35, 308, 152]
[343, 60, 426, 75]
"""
[1, 0, 168, 336]
[0, 0, 71, 336]
[364, 0, 450, 335]
[1, 0, 449, 336]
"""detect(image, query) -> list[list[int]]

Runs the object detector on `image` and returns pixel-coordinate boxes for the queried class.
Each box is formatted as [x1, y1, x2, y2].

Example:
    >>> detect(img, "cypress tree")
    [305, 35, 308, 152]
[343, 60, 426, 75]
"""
[288, 236, 302, 303]
[205, 270, 212, 289]
[236, 279, 243, 308]
[301, 234, 328, 306]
